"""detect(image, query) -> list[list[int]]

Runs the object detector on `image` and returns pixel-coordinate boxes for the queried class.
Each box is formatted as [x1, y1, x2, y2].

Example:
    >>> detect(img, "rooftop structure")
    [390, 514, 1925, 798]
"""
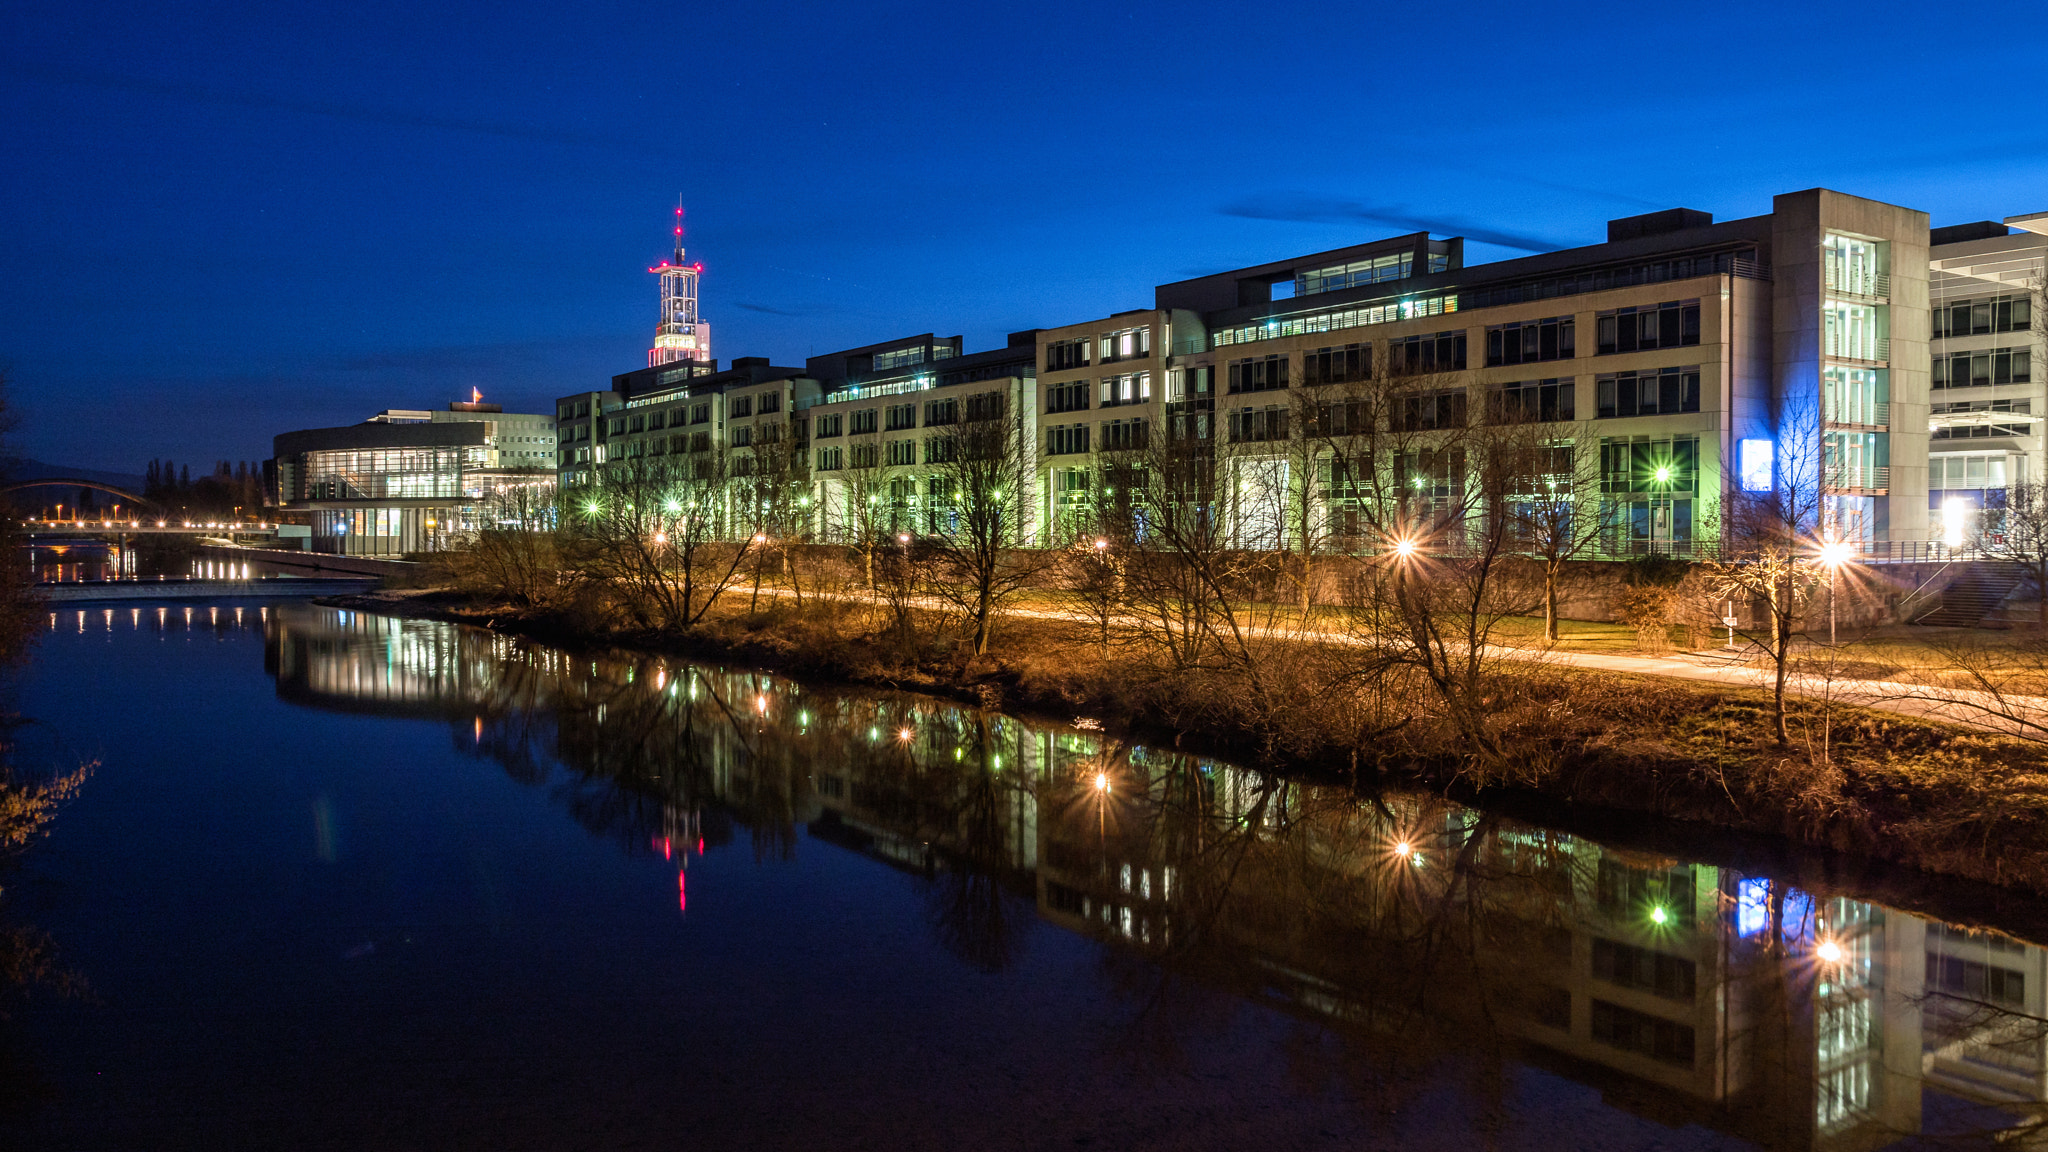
[648, 203, 711, 369]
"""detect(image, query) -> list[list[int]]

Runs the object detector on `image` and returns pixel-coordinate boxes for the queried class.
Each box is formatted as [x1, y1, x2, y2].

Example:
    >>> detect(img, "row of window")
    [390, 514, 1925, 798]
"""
[1596, 300, 1701, 355]
[1596, 367, 1703, 419]
[1487, 316, 1573, 366]
[1932, 294, 2032, 338]
[1932, 346, 2031, 388]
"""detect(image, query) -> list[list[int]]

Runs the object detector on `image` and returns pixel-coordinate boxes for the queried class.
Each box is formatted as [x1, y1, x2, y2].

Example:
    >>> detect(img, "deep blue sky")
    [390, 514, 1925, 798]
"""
[3, 0, 2044, 472]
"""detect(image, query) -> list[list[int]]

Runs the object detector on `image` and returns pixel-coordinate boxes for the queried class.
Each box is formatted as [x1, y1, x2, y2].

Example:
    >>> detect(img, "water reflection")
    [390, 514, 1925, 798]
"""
[23, 542, 300, 585]
[265, 603, 2048, 1150]
[46, 603, 268, 638]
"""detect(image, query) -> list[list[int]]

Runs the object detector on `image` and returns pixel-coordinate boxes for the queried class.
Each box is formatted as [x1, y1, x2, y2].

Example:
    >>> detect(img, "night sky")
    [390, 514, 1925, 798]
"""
[3, 0, 2043, 473]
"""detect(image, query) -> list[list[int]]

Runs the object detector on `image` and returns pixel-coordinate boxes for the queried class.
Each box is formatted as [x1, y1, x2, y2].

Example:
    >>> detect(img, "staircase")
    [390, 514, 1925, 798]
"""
[1910, 561, 2026, 628]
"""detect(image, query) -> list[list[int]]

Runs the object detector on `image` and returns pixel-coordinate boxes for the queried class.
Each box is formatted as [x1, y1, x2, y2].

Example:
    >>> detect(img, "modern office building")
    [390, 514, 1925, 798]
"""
[560, 188, 2042, 555]
[272, 400, 556, 555]
[1926, 215, 2047, 546]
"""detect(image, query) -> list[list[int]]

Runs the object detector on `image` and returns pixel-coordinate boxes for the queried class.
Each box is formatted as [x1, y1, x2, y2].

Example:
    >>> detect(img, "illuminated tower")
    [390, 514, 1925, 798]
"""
[647, 203, 711, 368]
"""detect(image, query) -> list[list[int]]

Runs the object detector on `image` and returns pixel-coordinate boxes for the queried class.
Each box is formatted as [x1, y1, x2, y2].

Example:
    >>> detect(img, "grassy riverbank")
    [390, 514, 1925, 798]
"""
[326, 586, 2048, 896]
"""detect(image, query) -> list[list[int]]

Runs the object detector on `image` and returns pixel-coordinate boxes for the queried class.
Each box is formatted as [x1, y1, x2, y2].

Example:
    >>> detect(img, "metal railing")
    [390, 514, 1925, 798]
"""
[1825, 266, 1890, 299]
[1823, 335, 1889, 363]
[1825, 401, 1890, 428]
[1825, 464, 1890, 492]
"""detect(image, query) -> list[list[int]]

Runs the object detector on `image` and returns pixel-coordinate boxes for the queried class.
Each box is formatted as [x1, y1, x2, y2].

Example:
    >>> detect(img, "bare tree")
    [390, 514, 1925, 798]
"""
[921, 389, 1051, 657]
[1707, 398, 1829, 745]
[1488, 407, 1611, 643]
[566, 451, 760, 631]
[447, 477, 567, 608]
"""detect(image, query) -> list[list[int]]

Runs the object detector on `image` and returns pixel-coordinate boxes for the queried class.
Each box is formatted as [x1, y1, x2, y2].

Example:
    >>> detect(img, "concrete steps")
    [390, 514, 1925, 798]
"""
[1911, 561, 2026, 628]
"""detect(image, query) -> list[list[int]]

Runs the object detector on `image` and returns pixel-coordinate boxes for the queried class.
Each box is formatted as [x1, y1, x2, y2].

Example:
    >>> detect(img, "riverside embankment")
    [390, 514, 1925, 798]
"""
[321, 585, 2048, 898]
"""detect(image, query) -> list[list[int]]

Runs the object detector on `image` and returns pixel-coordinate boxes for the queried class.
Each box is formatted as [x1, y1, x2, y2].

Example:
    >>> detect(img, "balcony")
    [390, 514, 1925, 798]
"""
[1825, 464, 1890, 493]
[1823, 335, 1889, 364]
[1825, 401, 1890, 429]
[1824, 266, 1890, 300]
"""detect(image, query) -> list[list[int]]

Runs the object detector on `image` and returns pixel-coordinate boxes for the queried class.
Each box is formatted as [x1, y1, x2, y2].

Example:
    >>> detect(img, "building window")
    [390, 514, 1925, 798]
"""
[817, 446, 843, 471]
[1296, 252, 1413, 296]
[886, 440, 917, 465]
[1590, 1000, 1696, 1067]
[1045, 338, 1091, 372]
[1226, 406, 1288, 442]
[690, 403, 710, 424]
[1595, 300, 1701, 355]
[1102, 372, 1152, 406]
[1926, 952, 2026, 1007]
[1100, 418, 1148, 451]
[850, 442, 879, 468]
[1388, 330, 1467, 374]
[628, 414, 645, 433]
[1394, 389, 1467, 431]
[1490, 378, 1575, 423]
[1046, 424, 1091, 455]
[1823, 301, 1885, 362]
[924, 398, 958, 426]
[1487, 316, 1576, 365]
[1302, 342, 1370, 386]
[610, 417, 627, 434]
[1933, 347, 2031, 389]
[647, 411, 666, 431]
[874, 346, 926, 371]
[1934, 294, 2033, 337]
[731, 426, 753, 447]
[1600, 438, 1699, 495]
[757, 393, 782, 415]
[1099, 326, 1152, 363]
[1929, 454, 2008, 491]
[815, 414, 844, 437]
[730, 396, 753, 418]
[965, 391, 1005, 422]
[851, 408, 878, 434]
[1595, 367, 1701, 418]
[885, 403, 916, 431]
[1227, 355, 1288, 394]
[1591, 939, 1697, 1001]
[1048, 381, 1090, 413]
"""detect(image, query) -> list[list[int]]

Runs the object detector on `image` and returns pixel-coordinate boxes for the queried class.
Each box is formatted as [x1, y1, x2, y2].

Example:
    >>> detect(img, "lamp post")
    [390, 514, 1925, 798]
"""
[1820, 539, 1852, 645]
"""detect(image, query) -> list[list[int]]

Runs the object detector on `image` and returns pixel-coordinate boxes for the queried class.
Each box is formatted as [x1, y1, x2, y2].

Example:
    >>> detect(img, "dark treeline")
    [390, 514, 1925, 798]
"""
[142, 459, 266, 519]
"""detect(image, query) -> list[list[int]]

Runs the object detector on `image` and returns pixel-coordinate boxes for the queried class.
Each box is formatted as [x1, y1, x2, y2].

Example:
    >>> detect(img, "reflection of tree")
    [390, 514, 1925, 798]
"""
[268, 605, 2048, 1149]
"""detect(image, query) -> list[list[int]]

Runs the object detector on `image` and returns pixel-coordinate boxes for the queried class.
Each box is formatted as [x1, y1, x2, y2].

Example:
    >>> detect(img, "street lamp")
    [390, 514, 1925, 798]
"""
[1820, 538, 1852, 644]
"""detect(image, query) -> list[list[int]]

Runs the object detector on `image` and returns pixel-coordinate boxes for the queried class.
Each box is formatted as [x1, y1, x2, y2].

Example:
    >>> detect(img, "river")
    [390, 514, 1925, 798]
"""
[2, 599, 2046, 1150]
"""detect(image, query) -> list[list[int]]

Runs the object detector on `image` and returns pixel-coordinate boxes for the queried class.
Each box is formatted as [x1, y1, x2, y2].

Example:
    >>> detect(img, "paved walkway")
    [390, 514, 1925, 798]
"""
[752, 586, 2048, 735]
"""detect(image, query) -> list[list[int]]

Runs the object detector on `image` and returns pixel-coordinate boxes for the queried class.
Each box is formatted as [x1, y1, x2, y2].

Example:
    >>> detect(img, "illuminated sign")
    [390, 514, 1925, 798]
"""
[1738, 439, 1773, 492]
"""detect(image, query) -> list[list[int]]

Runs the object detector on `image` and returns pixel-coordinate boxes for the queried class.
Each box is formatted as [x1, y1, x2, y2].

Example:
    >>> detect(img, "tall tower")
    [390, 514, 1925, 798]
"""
[648, 203, 711, 368]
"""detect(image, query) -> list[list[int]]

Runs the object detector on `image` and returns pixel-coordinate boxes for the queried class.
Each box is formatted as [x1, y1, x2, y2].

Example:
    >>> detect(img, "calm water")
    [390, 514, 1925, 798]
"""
[4, 602, 2048, 1150]
[23, 540, 314, 584]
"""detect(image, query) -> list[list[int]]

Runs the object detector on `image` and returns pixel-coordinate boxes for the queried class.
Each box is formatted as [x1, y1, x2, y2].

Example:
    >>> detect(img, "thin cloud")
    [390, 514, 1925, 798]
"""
[7, 59, 639, 151]
[735, 302, 808, 317]
[1220, 193, 1568, 252]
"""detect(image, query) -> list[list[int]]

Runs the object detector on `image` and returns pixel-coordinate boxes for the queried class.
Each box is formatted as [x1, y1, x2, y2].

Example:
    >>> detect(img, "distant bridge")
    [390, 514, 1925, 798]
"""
[22, 518, 279, 539]
[2, 478, 159, 508]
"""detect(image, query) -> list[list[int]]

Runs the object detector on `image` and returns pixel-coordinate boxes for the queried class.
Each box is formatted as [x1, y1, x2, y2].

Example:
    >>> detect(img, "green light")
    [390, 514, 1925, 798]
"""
[1650, 905, 1668, 925]
[1654, 466, 1671, 483]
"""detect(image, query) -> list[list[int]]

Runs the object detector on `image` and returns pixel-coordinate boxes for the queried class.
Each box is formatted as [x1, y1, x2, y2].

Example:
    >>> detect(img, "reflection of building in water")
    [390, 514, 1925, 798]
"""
[265, 606, 2048, 1148]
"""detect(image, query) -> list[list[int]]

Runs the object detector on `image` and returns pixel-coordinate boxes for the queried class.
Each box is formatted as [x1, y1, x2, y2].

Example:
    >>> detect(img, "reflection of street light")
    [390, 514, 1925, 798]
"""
[1094, 538, 1108, 551]
[1817, 939, 1844, 964]
[1393, 538, 1417, 558]
[1093, 772, 1109, 794]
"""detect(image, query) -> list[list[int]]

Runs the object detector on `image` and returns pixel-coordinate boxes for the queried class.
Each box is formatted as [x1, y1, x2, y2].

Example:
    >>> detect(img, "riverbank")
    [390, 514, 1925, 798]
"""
[320, 585, 2048, 897]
